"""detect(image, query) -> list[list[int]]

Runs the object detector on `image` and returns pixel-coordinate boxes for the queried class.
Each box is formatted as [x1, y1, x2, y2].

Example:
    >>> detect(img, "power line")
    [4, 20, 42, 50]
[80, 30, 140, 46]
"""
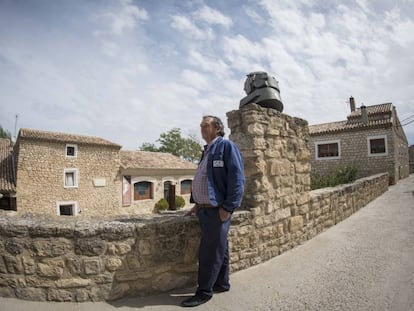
[401, 119, 414, 127]
[400, 114, 414, 122]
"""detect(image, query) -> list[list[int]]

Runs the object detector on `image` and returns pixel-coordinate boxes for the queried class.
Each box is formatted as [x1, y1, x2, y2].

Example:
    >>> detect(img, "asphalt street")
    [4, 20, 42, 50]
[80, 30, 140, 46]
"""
[2, 175, 414, 311]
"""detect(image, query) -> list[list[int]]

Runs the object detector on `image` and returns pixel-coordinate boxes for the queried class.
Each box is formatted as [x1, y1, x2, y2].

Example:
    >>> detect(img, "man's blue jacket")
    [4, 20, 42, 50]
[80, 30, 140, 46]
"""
[193, 136, 245, 213]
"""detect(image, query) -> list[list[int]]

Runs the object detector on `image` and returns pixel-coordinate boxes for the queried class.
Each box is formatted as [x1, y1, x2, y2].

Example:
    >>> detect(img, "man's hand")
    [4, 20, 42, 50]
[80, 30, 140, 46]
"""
[185, 204, 199, 216]
[219, 207, 230, 222]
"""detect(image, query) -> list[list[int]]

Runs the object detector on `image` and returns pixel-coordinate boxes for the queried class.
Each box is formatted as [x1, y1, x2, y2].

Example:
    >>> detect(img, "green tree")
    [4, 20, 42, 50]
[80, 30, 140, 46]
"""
[139, 128, 202, 162]
[139, 142, 158, 152]
[0, 126, 11, 139]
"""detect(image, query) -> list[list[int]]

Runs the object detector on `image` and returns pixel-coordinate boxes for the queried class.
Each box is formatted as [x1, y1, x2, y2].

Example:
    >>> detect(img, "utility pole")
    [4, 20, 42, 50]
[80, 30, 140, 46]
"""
[13, 114, 18, 141]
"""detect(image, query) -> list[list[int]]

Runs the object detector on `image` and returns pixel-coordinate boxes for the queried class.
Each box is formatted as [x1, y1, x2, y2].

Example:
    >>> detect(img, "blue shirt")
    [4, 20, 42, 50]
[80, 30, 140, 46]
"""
[192, 136, 244, 213]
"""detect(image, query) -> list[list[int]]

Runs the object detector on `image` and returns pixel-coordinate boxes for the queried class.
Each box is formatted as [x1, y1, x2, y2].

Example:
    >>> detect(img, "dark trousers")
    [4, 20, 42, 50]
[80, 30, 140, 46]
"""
[196, 207, 231, 297]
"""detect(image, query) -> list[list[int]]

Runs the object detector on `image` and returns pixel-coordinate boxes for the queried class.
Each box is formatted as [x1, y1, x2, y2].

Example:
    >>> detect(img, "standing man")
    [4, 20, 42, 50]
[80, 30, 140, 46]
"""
[182, 115, 245, 307]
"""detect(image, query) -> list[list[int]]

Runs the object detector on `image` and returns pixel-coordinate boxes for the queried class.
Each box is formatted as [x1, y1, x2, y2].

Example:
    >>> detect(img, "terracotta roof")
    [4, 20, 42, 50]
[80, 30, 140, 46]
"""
[309, 103, 393, 135]
[348, 103, 392, 119]
[0, 138, 15, 193]
[17, 128, 121, 148]
[120, 150, 197, 170]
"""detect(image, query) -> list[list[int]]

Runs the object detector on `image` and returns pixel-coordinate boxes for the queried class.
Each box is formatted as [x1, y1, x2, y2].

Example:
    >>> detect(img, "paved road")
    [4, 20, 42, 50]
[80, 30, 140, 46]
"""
[2, 175, 414, 311]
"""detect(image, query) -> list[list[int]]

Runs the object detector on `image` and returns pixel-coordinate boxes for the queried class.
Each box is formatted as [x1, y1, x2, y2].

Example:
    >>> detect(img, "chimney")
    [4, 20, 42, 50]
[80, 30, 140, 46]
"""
[349, 96, 355, 112]
[361, 104, 368, 124]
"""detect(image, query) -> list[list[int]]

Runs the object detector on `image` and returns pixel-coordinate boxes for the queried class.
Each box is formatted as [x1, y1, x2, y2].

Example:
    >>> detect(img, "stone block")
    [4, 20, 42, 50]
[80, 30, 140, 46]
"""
[3, 255, 24, 274]
[0, 256, 7, 273]
[66, 256, 82, 275]
[22, 256, 36, 275]
[289, 216, 304, 233]
[75, 288, 90, 302]
[0, 285, 15, 297]
[138, 240, 152, 255]
[15, 287, 46, 301]
[0, 222, 28, 237]
[75, 238, 106, 256]
[83, 258, 101, 275]
[5, 239, 24, 255]
[274, 207, 291, 221]
[55, 278, 91, 288]
[47, 288, 73, 302]
[92, 272, 113, 284]
[114, 242, 132, 255]
[32, 238, 73, 257]
[25, 276, 54, 288]
[105, 257, 123, 272]
[277, 223, 284, 235]
[37, 259, 65, 278]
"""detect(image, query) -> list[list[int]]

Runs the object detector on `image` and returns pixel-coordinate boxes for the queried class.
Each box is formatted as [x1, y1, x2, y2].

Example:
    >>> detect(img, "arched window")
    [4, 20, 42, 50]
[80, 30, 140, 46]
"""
[180, 179, 192, 195]
[134, 181, 153, 200]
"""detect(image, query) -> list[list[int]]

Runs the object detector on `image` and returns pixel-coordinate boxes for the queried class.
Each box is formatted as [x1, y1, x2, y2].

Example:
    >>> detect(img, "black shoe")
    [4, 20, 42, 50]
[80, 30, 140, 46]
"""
[181, 294, 212, 307]
[213, 285, 230, 293]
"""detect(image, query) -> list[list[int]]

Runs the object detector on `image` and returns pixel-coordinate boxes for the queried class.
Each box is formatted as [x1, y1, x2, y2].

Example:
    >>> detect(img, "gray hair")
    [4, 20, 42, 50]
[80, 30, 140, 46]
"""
[203, 115, 225, 137]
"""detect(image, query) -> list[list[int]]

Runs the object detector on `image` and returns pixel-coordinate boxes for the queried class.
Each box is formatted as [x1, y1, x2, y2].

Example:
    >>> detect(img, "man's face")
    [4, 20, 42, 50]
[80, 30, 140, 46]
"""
[200, 117, 220, 143]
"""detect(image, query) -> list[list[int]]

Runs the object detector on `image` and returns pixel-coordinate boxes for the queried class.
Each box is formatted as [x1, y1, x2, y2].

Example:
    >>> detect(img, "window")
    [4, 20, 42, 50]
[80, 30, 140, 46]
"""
[368, 135, 387, 156]
[134, 181, 153, 200]
[56, 201, 78, 216]
[315, 140, 340, 159]
[180, 179, 192, 195]
[66, 144, 77, 157]
[64, 168, 78, 188]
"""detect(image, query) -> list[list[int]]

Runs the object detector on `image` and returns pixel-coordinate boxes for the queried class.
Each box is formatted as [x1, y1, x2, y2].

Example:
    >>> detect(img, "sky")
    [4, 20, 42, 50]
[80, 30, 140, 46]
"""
[0, 0, 413, 150]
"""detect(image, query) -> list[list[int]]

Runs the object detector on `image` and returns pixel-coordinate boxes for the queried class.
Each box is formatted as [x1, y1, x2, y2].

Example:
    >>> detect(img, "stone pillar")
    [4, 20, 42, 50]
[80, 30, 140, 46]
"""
[227, 103, 311, 217]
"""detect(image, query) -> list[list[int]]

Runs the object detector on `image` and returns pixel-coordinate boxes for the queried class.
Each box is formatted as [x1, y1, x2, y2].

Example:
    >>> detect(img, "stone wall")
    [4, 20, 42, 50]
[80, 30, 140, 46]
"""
[0, 105, 389, 301]
[0, 173, 388, 302]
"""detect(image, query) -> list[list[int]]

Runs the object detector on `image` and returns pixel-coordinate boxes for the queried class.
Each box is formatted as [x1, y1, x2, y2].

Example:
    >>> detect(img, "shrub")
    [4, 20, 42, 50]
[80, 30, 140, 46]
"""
[311, 165, 359, 190]
[154, 198, 169, 213]
[175, 195, 186, 209]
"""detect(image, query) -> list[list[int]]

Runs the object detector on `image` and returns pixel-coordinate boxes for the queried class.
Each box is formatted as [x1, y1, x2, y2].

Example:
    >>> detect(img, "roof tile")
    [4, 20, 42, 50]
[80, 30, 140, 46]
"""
[120, 150, 197, 170]
[309, 103, 393, 135]
[18, 128, 121, 148]
[0, 138, 16, 193]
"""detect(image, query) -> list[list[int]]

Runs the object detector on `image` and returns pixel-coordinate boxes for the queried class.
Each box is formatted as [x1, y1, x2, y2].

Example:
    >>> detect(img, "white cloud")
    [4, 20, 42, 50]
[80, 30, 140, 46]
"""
[1, 0, 413, 148]
[180, 70, 210, 91]
[171, 15, 214, 40]
[242, 5, 265, 25]
[98, 0, 148, 35]
[193, 5, 233, 28]
[384, 8, 414, 47]
[188, 50, 229, 75]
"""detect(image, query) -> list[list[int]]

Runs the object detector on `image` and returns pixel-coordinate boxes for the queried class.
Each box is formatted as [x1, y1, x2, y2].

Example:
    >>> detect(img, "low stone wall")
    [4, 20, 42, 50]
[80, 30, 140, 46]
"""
[0, 173, 388, 302]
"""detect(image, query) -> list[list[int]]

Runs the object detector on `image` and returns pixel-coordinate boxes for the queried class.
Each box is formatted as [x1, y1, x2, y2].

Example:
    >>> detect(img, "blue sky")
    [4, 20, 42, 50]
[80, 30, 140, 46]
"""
[0, 0, 413, 149]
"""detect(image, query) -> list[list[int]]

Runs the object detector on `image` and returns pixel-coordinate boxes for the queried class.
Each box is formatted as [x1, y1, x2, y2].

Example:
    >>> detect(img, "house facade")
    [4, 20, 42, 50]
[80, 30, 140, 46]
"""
[309, 97, 409, 185]
[120, 150, 196, 214]
[3, 128, 197, 217]
[13, 128, 122, 216]
[0, 138, 16, 210]
[409, 145, 414, 174]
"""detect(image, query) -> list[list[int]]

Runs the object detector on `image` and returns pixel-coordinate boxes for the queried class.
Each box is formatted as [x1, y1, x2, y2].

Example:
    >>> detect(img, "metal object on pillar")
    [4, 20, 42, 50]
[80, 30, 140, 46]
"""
[239, 71, 284, 112]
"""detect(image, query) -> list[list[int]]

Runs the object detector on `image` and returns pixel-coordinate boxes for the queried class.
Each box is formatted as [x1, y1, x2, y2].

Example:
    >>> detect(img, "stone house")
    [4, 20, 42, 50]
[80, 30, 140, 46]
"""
[0, 138, 16, 210]
[120, 150, 196, 214]
[3, 128, 196, 216]
[409, 145, 414, 174]
[309, 97, 409, 184]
